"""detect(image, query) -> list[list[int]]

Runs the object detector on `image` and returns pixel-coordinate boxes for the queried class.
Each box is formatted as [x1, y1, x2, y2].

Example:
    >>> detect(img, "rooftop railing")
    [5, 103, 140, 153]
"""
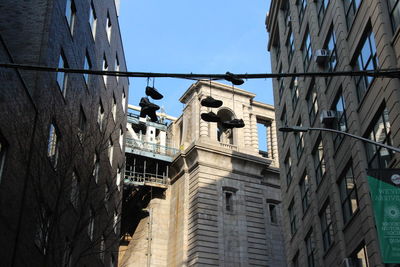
[125, 138, 180, 157]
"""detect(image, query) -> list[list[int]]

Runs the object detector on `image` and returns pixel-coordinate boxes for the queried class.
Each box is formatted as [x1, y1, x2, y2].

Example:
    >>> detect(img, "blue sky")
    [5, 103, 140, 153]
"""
[119, 0, 274, 122]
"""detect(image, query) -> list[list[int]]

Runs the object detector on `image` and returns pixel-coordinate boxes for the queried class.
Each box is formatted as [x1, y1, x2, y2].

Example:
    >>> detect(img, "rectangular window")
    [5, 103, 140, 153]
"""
[289, 200, 297, 236]
[338, 163, 358, 224]
[100, 235, 105, 262]
[291, 77, 299, 110]
[71, 171, 79, 208]
[283, 0, 291, 31]
[122, 90, 126, 113]
[325, 28, 338, 74]
[332, 91, 347, 150]
[88, 208, 95, 240]
[344, 0, 361, 29]
[306, 81, 318, 125]
[302, 30, 312, 71]
[89, 1, 97, 39]
[297, 0, 307, 25]
[83, 52, 91, 85]
[93, 154, 100, 183]
[320, 202, 334, 251]
[269, 203, 278, 224]
[350, 244, 369, 267]
[277, 64, 284, 103]
[116, 167, 121, 191]
[317, 0, 329, 26]
[389, 0, 400, 33]
[115, 54, 120, 82]
[365, 107, 392, 168]
[104, 183, 110, 211]
[353, 30, 378, 102]
[112, 95, 117, 122]
[305, 229, 316, 267]
[225, 192, 233, 211]
[98, 100, 104, 131]
[119, 127, 124, 150]
[295, 119, 304, 159]
[108, 137, 114, 166]
[281, 107, 288, 141]
[300, 172, 311, 213]
[47, 123, 59, 167]
[285, 153, 293, 186]
[313, 139, 326, 185]
[57, 51, 69, 96]
[106, 11, 112, 43]
[103, 54, 108, 86]
[35, 207, 50, 254]
[287, 28, 295, 65]
[78, 107, 86, 142]
[65, 0, 76, 35]
[113, 211, 119, 233]
[0, 135, 7, 183]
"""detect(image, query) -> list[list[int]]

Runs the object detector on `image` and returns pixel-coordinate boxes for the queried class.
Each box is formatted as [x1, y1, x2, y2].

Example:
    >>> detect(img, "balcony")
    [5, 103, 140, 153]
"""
[125, 138, 180, 162]
[124, 169, 168, 188]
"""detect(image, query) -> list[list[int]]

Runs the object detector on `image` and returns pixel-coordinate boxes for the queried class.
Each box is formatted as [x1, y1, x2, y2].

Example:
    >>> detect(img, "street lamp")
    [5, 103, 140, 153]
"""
[279, 126, 400, 153]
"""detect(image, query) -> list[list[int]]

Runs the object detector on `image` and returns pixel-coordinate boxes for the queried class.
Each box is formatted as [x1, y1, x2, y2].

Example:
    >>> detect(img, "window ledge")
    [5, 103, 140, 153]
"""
[342, 208, 360, 232]
[356, 77, 376, 113]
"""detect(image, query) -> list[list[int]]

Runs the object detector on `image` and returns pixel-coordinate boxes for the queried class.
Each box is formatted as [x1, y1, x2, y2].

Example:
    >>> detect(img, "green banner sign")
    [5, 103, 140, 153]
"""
[367, 169, 400, 263]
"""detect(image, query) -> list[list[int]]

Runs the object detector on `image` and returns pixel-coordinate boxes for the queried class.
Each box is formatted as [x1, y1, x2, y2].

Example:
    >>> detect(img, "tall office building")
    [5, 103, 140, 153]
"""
[119, 81, 286, 267]
[0, 0, 128, 266]
[267, 0, 400, 266]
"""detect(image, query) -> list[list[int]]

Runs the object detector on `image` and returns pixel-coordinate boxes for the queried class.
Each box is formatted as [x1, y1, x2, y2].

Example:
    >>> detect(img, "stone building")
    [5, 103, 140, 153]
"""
[0, 0, 128, 266]
[266, 0, 400, 266]
[119, 80, 285, 267]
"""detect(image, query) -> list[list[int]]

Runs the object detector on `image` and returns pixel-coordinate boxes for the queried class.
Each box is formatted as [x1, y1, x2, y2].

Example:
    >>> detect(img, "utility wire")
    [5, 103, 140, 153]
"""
[1, 62, 400, 80]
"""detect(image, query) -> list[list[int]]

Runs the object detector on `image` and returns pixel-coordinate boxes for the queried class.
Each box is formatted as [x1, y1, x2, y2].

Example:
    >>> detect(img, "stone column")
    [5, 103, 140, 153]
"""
[270, 120, 279, 167]
[199, 105, 209, 138]
[243, 106, 251, 147]
[250, 114, 258, 152]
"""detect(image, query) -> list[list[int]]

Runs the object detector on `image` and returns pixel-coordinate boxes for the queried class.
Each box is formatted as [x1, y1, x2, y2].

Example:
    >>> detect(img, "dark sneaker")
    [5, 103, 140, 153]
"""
[146, 86, 164, 100]
[225, 72, 244, 85]
[222, 118, 245, 128]
[201, 112, 221, 122]
[201, 96, 223, 108]
[139, 97, 160, 110]
[132, 122, 147, 134]
[148, 111, 158, 122]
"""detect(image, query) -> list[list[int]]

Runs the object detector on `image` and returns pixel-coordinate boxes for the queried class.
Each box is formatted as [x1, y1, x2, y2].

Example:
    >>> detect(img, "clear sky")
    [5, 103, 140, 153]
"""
[119, 0, 273, 120]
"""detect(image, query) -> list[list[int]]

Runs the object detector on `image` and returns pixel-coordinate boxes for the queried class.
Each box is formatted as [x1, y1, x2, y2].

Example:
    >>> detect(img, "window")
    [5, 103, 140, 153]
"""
[83, 52, 91, 85]
[317, 0, 329, 26]
[344, 0, 361, 29]
[122, 90, 126, 113]
[332, 91, 347, 150]
[300, 172, 311, 213]
[98, 100, 104, 131]
[287, 28, 295, 65]
[115, 54, 120, 82]
[113, 211, 119, 233]
[285, 153, 293, 186]
[35, 206, 50, 254]
[289, 200, 297, 236]
[297, 0, 307, 25]
[302, 30, 312, 70]
[290, 77, 299, 110]
[93, 154, 99, 183]
[0, 135, 7, 183]
[71, 171, 79, 208]
[389, 0, 400, 33]
[350, 244, 369, 267]
[47, 123, 59, 167]
[65, 0, 76, 35]
[88, 208, 95, 240]
[353, 30, 378, 102]
[116, 167, 121, 191]
[269, 204, 278, 224]
[108, 137, 114, 166]
[338, 163, 358, 224]
[104, 183, 110, 211]
[295, 119, 304, 158]
[283, 0, 291, 31]
[78, 107, 86, 142]
[325, 29, 338, 74]
[225, 192, 233, 211]
[365, 107, 392, 168]
[57, 51, 68, 96]
[102, 54, 108, 86]
[89, 1, 97, 38]
[313, 139, 326, 185]
[62, 238, 72, 267]
[306, 81, 318, 125]
[281, 107, 288, 141]
[106, 11, 112, 43]
[277, 64, 285, 103]
[320, 202, 334, 251]
[100, 235, 105, 262]
[275, 42, 281, 63]
[305, 229, 316, 267]
[119, 126, 124, 150]
[112, 95, 117, 122]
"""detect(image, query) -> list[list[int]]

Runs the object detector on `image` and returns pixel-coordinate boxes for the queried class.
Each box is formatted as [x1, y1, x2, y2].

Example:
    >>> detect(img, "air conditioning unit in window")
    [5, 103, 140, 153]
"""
[314, 49, 329, 64]
[320, 110, 336, 125]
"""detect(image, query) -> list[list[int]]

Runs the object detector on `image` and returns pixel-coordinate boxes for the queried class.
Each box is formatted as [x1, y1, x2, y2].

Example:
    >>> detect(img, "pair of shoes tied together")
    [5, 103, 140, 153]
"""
[201, 96, 223, 108]
[139, 97, 159, 122]
[222, 119, 245, 129]
[145, 86, 163, 100]
[201, 112, 220, 123]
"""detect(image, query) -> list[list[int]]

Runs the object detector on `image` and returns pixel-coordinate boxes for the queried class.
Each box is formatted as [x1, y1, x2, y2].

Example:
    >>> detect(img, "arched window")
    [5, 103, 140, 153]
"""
[217, 109, 235, 144]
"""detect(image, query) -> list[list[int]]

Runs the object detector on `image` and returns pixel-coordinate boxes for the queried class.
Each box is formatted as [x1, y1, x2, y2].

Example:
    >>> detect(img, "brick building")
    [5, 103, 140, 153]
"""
[0, 0, 128, 266]
[267, 0, 400, 266]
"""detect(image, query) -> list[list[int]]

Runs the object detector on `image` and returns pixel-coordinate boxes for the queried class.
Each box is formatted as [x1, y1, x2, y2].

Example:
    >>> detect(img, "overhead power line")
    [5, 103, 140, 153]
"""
[1, 62, 400, 80]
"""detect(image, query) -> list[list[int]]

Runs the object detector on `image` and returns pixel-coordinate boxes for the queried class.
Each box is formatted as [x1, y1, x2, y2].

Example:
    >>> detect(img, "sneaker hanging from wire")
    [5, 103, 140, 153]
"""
[201, 111, 221, 122]
[145, 86, 163, 100]
[222, 118, 245, 128]
[225, 72, 244, 85]
[201, 96, 223, 108]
